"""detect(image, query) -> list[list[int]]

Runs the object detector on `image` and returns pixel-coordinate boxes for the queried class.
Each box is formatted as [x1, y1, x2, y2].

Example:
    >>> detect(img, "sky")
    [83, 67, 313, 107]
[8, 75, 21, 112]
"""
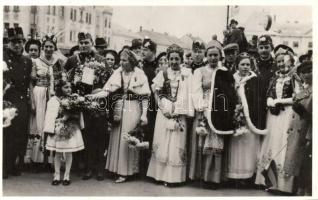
[112, 6, 312, 42]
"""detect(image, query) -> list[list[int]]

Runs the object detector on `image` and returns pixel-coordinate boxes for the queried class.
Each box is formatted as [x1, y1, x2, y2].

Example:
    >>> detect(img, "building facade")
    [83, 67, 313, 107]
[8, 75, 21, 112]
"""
[3, 5, 113, 52]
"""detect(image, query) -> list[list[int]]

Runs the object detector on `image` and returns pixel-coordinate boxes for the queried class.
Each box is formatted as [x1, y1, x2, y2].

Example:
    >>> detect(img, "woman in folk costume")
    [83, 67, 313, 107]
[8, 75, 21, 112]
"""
[44, 80, 85, 186]
[284, 61, 312, 196]
[146, 44, 194, 187]
[225, 52, 268, 187]
[255, 45, 301, 194]
[189, 40, 237, 189]
[89, 49, 150, 183]
[27, 34, 66, 171]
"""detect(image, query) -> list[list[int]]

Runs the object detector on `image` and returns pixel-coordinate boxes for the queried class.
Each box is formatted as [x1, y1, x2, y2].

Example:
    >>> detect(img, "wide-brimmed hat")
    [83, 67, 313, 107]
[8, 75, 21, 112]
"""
[95, 37, 108, 48]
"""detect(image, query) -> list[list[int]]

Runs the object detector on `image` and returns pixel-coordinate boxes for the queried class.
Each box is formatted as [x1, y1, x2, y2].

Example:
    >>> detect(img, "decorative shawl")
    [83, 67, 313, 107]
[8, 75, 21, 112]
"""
[152, 66, 194, 117]
[204, 64, 235, 135]
[103, 66, 151, 96]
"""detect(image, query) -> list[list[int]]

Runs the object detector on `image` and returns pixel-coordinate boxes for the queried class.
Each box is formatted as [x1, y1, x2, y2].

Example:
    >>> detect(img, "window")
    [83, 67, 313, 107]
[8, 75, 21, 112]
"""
[53, 6, 56, 16]
[60, 6, 64, 17]
[4, 23, 10, 30]
[293, 41, 299, 48]
[89, 14, 92, 24]
[109, 20, 111, 28]
[4, 6, 10, 12]
[13, 23, 19, 28]
[13, 6, 20, 12]
[70, 9, 73, 20]
[105, 18, 108, 27]
[86, 13, 88, 23]
[80, 10, 83, 21]
[282, 41, 289, 46]
[308, 41, 312, 48]
[70, 31, 72, 41]
[74, 9, 77, 21]
[47, 6, 50, 14]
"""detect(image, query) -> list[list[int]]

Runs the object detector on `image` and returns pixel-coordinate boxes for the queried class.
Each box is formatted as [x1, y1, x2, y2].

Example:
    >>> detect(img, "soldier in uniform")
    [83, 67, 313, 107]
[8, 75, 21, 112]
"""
[3, 27, 33, 178]
[256, 35, 278, 130]
[190, 40, 206, 72]
[223, 43, 239, 74]
[140, 37, 158, 176]
[65, 32, 113, 181]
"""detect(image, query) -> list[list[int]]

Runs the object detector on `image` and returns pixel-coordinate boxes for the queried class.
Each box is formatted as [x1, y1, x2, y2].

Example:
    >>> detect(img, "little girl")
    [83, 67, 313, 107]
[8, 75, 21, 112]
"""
[43, 80, 85, 186]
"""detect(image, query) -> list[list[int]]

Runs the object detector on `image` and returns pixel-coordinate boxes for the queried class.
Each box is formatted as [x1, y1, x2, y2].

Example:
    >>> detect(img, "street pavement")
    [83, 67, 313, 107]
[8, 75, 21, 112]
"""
[2, 172, 275, 196]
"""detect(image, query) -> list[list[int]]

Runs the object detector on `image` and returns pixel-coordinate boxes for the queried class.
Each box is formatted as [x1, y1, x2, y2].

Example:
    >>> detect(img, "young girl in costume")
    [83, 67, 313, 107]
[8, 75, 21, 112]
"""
[44, 80, 84, 186]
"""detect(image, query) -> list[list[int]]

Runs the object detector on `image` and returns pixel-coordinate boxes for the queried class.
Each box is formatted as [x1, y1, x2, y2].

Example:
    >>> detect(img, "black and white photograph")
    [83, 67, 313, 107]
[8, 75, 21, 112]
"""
[1, 0, 316, 197]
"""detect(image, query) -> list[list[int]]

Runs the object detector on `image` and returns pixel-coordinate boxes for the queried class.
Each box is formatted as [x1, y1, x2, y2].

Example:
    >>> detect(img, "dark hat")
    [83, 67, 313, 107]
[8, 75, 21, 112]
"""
[130, 38, 142, 50]
[25, 39, 42, 53]
[192, 40, 205, 51]
[78, 32, 93, 42]
[274, 44, 294, 56]
[230, 19, 238, 25]
[7, 27, 25, 41]
[143, 37, 157, 52]
[223, 43, 239, 53]
[258, 35, 274, 49]
[95, 37, 107, 48]
[297, 61, 312, 74]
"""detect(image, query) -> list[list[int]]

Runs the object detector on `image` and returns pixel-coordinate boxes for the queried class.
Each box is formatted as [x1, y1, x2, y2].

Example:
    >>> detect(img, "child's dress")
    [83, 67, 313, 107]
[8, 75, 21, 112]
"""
[44, 96, 85, 153]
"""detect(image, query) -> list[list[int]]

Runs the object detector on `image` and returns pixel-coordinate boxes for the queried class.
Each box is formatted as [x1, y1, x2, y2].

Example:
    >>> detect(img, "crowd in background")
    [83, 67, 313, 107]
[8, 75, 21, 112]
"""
[2, 18, 312, 196]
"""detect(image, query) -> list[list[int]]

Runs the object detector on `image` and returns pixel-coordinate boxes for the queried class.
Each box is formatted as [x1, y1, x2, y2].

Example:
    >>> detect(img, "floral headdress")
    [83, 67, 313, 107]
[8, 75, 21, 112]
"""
[41, 33, 58, 50]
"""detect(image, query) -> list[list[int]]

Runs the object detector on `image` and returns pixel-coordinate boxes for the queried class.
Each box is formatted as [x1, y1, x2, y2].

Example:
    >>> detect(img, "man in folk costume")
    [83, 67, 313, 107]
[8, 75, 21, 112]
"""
[65, 32, 113, 180]
[3, 27, 33, 178]
[255, 35, 278, 130]
[140, 37, 158, 175]
[190, 40, 206, 73]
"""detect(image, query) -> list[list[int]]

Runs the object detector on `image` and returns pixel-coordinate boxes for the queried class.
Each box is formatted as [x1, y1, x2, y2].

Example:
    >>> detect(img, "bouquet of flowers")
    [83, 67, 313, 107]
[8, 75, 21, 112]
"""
[233, 103, 249, 136]
[195, 113, 209, 136]
[166, 116, 185, 132]
[3, 101, 18, 128]
[60, 94, 86, 113]
[84, 95, 109, 118]
[122, 125, 149, 150]
[54, 118, 77, 141]
[74, 57, 107, 86]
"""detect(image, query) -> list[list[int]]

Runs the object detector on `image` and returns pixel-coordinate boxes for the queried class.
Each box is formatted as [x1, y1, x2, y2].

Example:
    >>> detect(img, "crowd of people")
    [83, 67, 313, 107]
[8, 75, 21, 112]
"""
[2, 23, 312, 196]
